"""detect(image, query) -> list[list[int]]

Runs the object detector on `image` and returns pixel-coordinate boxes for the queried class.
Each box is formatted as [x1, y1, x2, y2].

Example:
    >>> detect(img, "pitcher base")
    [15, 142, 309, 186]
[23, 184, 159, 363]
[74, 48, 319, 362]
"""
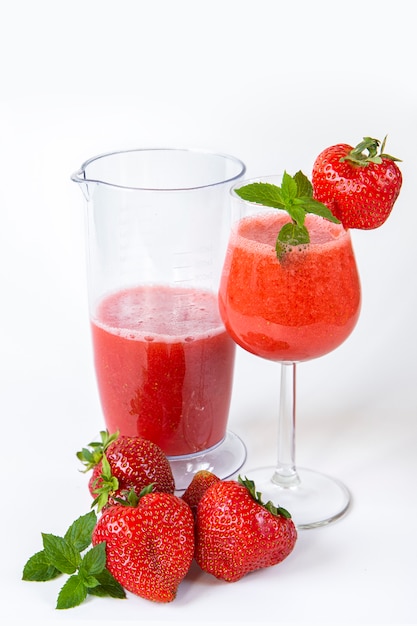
[168, 431, 247, 492]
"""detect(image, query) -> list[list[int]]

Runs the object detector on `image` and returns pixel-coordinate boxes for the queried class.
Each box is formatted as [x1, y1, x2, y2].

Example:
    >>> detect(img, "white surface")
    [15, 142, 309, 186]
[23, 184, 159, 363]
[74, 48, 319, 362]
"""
[1, 0, 416, 624]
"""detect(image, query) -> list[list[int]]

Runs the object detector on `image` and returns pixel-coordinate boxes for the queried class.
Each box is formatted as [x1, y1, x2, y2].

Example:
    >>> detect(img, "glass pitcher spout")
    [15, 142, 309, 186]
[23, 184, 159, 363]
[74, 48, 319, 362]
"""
[71, 161, 103, 201]
[71, 168, 90, 200]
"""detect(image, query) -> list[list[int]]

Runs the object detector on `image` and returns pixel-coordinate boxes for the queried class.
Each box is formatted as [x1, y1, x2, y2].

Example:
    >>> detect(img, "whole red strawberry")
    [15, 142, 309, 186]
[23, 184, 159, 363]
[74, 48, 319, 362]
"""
[181, 470, 220, 518]
[92, 487, 195, 603]
[195, 476, 297, 582]
[312, 136, 402, 229]
[77, 430, 175, 510]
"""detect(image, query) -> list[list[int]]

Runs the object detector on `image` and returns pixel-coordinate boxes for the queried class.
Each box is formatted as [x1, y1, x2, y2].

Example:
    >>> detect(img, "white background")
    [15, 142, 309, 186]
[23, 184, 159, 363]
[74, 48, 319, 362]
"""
[1, 1, 416, 624]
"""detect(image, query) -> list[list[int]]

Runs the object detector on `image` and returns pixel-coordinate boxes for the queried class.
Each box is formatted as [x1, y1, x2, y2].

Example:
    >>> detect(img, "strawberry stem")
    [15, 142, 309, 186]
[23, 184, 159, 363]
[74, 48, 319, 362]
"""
[112, 485, 154, 507]
[341, 136, 401, 166]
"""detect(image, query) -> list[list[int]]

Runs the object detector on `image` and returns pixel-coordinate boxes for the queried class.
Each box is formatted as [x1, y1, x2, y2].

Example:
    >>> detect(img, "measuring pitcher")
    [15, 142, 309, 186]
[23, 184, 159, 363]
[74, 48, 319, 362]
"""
[71, 148, 247, 488]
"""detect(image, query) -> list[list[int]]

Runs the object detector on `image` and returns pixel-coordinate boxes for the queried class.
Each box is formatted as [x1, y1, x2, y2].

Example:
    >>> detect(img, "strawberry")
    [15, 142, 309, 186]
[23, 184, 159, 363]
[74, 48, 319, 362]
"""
[92, 487, 195, 603]
[312, 136, 402, 229]
[181, 470, 220, 517]
[195, 476, 297, 582]
[77, 430, 175, 510]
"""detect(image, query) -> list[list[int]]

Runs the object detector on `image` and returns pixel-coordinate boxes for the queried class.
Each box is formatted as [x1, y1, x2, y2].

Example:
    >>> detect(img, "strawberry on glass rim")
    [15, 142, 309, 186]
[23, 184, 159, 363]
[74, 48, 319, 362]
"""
[312, 136, 402, 229]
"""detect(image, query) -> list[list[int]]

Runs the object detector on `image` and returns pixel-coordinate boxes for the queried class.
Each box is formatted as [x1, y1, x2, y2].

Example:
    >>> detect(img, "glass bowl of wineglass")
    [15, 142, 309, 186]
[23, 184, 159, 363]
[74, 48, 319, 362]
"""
[218, 173, 361, 529]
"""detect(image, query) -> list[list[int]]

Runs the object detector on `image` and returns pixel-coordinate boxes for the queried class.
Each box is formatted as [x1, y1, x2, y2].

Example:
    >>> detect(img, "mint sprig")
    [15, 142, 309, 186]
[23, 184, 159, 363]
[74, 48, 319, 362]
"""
[234, 171, 339, 260]
[22, 510, 126, 609]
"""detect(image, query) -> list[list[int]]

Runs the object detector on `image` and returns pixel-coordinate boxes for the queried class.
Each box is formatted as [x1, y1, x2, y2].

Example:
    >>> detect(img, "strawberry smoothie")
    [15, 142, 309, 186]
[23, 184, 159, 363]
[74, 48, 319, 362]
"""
[219, 211, 361, 362]
[91, 286, 235, 457]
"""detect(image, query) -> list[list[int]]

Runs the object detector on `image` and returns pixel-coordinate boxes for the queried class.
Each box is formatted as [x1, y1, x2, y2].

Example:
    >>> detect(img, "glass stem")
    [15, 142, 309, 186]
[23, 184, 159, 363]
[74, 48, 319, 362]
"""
[272, 362, 301, 488]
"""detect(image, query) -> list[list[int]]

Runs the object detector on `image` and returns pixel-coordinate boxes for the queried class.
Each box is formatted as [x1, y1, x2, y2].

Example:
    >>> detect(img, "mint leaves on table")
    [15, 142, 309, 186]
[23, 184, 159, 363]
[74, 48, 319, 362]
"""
[22, 510, 126, 609]
[234, 171, 339, 260]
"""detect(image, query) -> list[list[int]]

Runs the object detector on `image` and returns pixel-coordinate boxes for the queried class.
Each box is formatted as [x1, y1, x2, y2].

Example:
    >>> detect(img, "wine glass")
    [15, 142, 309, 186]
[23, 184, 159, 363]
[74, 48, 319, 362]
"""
[218, 175, 361, 529]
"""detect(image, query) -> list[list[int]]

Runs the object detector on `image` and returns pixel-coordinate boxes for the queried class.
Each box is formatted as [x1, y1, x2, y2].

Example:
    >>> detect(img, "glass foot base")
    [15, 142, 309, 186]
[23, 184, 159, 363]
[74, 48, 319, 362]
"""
[241, 466, 351, 530]
[168, 430, 247, 492]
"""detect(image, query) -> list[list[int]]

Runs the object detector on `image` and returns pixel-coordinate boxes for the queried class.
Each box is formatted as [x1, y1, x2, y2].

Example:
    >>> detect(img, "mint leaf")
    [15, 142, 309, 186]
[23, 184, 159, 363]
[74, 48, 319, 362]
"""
[294, 170, 313, 197]
[299, 197, 340, 223]
[80, 542, 107, 577]
[278, 223, 310, 246]
[64, 510, 96, 552]
[286, 200, 307, 227]
[235, 170, 340, 261]
[56, 574, 88, 610]
[276, 223, 310, 260]
[280, 171, 298, 203]
[42, 533, 81, 575]
[235, 182, 285, 209]
[24, 509, 128, 608]
[87, 569, 126, 599]
[22, 550, 61, 582]
[78, 570, 101, 588]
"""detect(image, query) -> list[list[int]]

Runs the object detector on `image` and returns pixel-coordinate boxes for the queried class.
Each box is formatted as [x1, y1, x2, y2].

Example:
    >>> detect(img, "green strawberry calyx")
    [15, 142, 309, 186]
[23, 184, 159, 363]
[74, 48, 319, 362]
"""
[341, 135, 401, 166]
[76, 429, 120, 472]
[234, 171, 339, 261]
[90, 453, 120, 512]
[112, 484, 155, 507]
[238, 475, 292, 519]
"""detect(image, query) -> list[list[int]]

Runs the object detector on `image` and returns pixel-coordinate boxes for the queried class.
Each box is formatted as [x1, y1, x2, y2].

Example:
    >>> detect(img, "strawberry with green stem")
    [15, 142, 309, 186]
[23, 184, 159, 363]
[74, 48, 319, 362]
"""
[92, 485, 195, 603]
[195, 475, 297, 582]
[77, 430, 175, 510]
[235, 170, 339, 260]
[311, 136, 402, 229]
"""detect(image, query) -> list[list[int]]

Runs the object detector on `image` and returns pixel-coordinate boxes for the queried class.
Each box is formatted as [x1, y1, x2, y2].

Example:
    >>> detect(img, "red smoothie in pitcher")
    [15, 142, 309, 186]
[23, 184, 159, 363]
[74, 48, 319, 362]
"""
[91, 285, 235, 456]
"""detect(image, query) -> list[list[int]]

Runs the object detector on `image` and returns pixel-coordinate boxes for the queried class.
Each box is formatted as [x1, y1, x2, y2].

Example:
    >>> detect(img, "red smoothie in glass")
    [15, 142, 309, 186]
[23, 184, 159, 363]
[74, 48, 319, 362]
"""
[219, 212, 361, 362]
[91, 286, 235, 456]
